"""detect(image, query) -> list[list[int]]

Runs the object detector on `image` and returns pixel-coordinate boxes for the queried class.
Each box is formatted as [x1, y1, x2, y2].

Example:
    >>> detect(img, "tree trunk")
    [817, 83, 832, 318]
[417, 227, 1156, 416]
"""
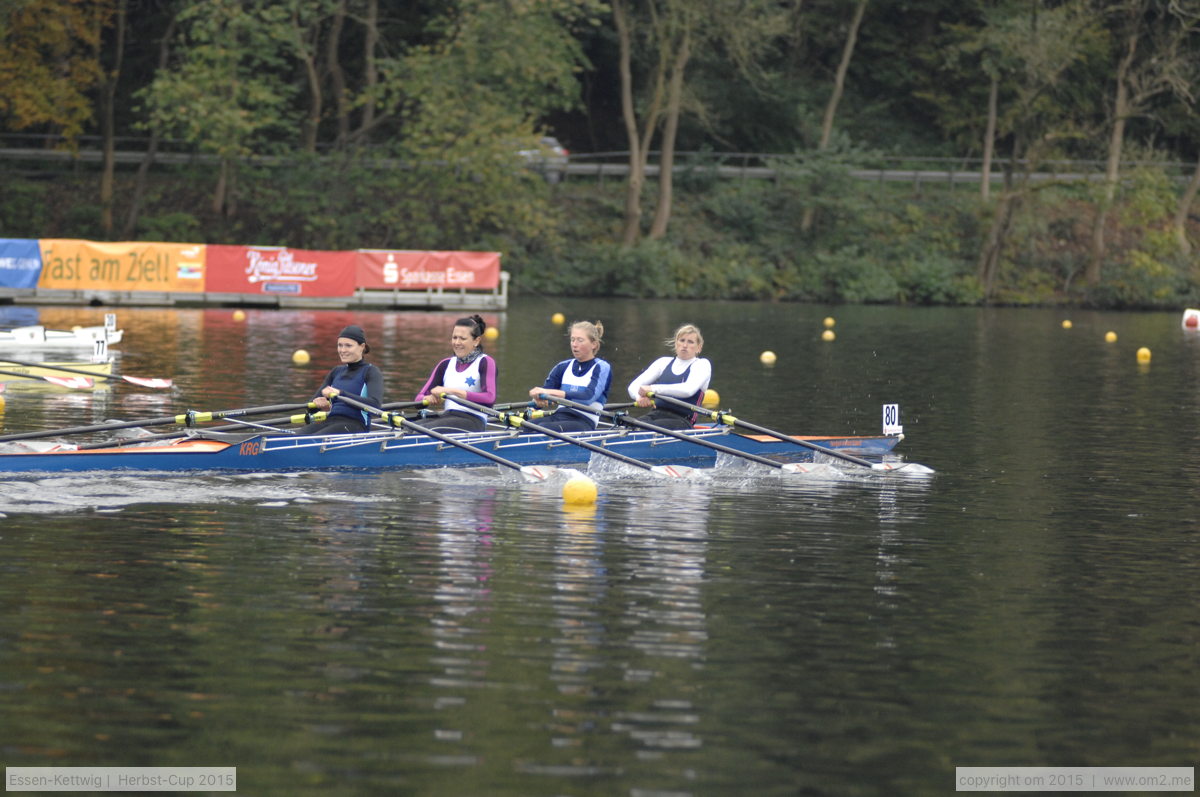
[99, 0, 127, 237]
[326, 0, 348, 148]
[294, 8, 322, 154]
[354, 0, 378, 143]
[976, 191, 1017, 298]
[614, 0, 644, 246]
[122, 12, 177, 239]
[1086, 22, 1138, 287]
[1175, 157, 1200, 256]
[648, 26, 691, 240]
[213, 159, 228, 216]
[981, 74, 998, 202]
[801, 0, 867, 232]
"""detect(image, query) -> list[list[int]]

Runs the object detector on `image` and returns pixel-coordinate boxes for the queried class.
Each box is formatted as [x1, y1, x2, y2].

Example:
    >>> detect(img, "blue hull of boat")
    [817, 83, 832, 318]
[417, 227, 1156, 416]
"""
[0, 427, 902, 474]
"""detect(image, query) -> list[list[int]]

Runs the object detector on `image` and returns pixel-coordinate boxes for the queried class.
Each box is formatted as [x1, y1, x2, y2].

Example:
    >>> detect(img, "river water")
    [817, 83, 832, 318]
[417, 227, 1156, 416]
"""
[0, 298, 1196, 795]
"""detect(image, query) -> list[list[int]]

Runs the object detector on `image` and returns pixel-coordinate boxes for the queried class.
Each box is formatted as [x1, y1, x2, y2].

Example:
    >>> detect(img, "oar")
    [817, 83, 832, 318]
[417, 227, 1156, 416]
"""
[540, 394, 834, 475]
[332, 393, 560, 483]
[0, 401, 322, 444]
[0, 357, 172, 388]
[445, 396, 692, 478]
[493, 400, 636, 412]
[75, 400, 432, 450]
[647, 393, 934, 474]
[0, 368, 94, 389]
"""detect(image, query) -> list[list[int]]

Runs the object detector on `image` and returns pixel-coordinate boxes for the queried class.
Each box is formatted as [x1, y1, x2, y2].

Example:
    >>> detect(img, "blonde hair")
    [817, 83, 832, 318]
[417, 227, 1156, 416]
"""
[570, 320, 604, 353]
[664, 323, 703, 348]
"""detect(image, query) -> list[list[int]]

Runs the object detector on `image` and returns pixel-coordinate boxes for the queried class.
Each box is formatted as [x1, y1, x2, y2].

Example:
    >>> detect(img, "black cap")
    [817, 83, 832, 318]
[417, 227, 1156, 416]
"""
[338, 325, 366, 344]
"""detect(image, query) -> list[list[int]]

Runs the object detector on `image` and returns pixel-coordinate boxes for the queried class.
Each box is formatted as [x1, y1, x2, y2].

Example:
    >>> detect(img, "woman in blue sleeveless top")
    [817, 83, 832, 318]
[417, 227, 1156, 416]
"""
[527, 320, 612, 432]
[626, 323, 711, 429]
[296, 325, 384, 435]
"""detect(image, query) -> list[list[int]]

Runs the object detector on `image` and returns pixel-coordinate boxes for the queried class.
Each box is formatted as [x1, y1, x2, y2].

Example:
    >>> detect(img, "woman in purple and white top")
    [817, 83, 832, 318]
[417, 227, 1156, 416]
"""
[626, 323, 711, 429]
[412, 314, 497, 432]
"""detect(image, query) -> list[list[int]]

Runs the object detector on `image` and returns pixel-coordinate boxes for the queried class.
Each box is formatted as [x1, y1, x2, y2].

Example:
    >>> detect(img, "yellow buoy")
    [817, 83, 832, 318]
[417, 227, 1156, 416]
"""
[1105, 331, 1117, 343]
[562, 475, 598, 505]
[821, 329, 836, 342]
[823, 316, 835, 328]
[1136, 347, 1151, 363]
[760, 350, 777, 365]
[0, 394, 6, 412]
[702, 389, 720, 409]
[551, 312, 565, 325]
[483, 327, 499, 340]
[1061, 320, 1073, 329]
[233, 309, 246, 322]
[292, 349, 311, 365]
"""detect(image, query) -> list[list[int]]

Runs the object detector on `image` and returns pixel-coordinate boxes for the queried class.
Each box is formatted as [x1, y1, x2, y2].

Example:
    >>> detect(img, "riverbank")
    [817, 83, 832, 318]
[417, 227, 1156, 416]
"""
[2, 158, 1196, 309]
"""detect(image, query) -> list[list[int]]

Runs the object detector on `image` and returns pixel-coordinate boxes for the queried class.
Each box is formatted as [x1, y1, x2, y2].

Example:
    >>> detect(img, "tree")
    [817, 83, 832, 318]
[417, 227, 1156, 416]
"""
[0, 0, 114, 143]
[799, 0, 867, 232]
[1085, 0, 1200, 286]
[613, 0, 786, 244]
[139, 0, 297, 215]
[973, 1, 1105, 298]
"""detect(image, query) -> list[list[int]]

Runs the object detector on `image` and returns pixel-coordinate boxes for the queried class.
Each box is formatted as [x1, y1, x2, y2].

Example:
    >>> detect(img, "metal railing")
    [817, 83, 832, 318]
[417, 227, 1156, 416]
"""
[1, 134, 1195, 186]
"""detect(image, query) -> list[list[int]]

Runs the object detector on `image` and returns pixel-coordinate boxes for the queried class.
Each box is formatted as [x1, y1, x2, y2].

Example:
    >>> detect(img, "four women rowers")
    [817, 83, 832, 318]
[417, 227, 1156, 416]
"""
[301, 317, 710, 434]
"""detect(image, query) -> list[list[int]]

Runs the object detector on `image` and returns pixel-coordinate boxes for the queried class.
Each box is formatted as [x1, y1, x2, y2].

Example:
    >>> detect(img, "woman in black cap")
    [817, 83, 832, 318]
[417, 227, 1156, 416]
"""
[296, 324, 384, 435]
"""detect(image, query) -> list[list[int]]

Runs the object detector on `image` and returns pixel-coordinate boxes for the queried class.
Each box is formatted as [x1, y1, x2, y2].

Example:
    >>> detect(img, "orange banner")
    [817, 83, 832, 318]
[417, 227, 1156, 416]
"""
[37, 240, 206, 292]
[356, 250, 500, 290]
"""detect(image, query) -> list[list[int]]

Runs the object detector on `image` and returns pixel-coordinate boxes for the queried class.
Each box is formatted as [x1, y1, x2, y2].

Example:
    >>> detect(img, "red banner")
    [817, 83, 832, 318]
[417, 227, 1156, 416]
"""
[356, 250, 500, 291]
[207, 245, 356, 297]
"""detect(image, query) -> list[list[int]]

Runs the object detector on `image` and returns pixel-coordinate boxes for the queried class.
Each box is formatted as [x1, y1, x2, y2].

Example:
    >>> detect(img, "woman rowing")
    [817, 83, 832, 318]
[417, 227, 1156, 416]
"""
[296, 324, 384, 435]
[527, 320, 612, 432]
[410, 314, 497, 432]
[625, 323, 710, 430]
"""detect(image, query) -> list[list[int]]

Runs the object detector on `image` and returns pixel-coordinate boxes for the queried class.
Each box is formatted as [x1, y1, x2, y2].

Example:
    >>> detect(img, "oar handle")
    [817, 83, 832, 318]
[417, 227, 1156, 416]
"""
[649, 392, 878, 468]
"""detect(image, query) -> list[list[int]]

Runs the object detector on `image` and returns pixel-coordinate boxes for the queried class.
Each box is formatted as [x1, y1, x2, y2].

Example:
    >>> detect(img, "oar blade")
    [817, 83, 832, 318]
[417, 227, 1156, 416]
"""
[649, 464, 696, 479]
[870, 461, 936, 475]
[44, 375, 94, 389]
[780, 462, 841, 477]
[519, 464, 558, 482]
[123, 375, 174, 389]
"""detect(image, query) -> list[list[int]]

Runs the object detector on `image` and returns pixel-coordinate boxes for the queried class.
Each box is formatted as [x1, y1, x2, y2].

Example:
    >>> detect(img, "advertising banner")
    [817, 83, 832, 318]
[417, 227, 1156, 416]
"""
[0, 238, 43, 288]
[37, 240, 206, 292]
[356, 250, 501, 291]
[207, 245, 356, 297]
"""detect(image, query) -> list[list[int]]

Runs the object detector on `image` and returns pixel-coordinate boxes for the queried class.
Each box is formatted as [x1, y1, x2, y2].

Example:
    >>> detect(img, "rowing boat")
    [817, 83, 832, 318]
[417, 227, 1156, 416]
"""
[0, 360, 114, 382]
[0, 324, 124, 349]
[0, 426, 902, 474]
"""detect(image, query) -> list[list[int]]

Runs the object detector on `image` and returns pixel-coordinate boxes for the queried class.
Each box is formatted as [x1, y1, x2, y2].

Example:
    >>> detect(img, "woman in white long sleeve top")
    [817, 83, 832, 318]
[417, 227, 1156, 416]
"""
[626, 324, 711, 429]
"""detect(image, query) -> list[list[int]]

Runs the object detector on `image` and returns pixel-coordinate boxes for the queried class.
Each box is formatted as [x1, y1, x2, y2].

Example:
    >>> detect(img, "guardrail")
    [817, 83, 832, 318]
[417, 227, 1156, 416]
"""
[1, 136, 1195, 186]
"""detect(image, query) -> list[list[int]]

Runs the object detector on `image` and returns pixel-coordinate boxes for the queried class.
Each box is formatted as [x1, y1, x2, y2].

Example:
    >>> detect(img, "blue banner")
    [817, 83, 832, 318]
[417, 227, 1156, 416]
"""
[0, 239, 43, 289]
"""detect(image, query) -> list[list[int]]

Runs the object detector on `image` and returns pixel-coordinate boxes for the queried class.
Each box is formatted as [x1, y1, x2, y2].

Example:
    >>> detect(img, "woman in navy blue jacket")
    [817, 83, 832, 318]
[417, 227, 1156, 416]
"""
[297, 325, 384, 435]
